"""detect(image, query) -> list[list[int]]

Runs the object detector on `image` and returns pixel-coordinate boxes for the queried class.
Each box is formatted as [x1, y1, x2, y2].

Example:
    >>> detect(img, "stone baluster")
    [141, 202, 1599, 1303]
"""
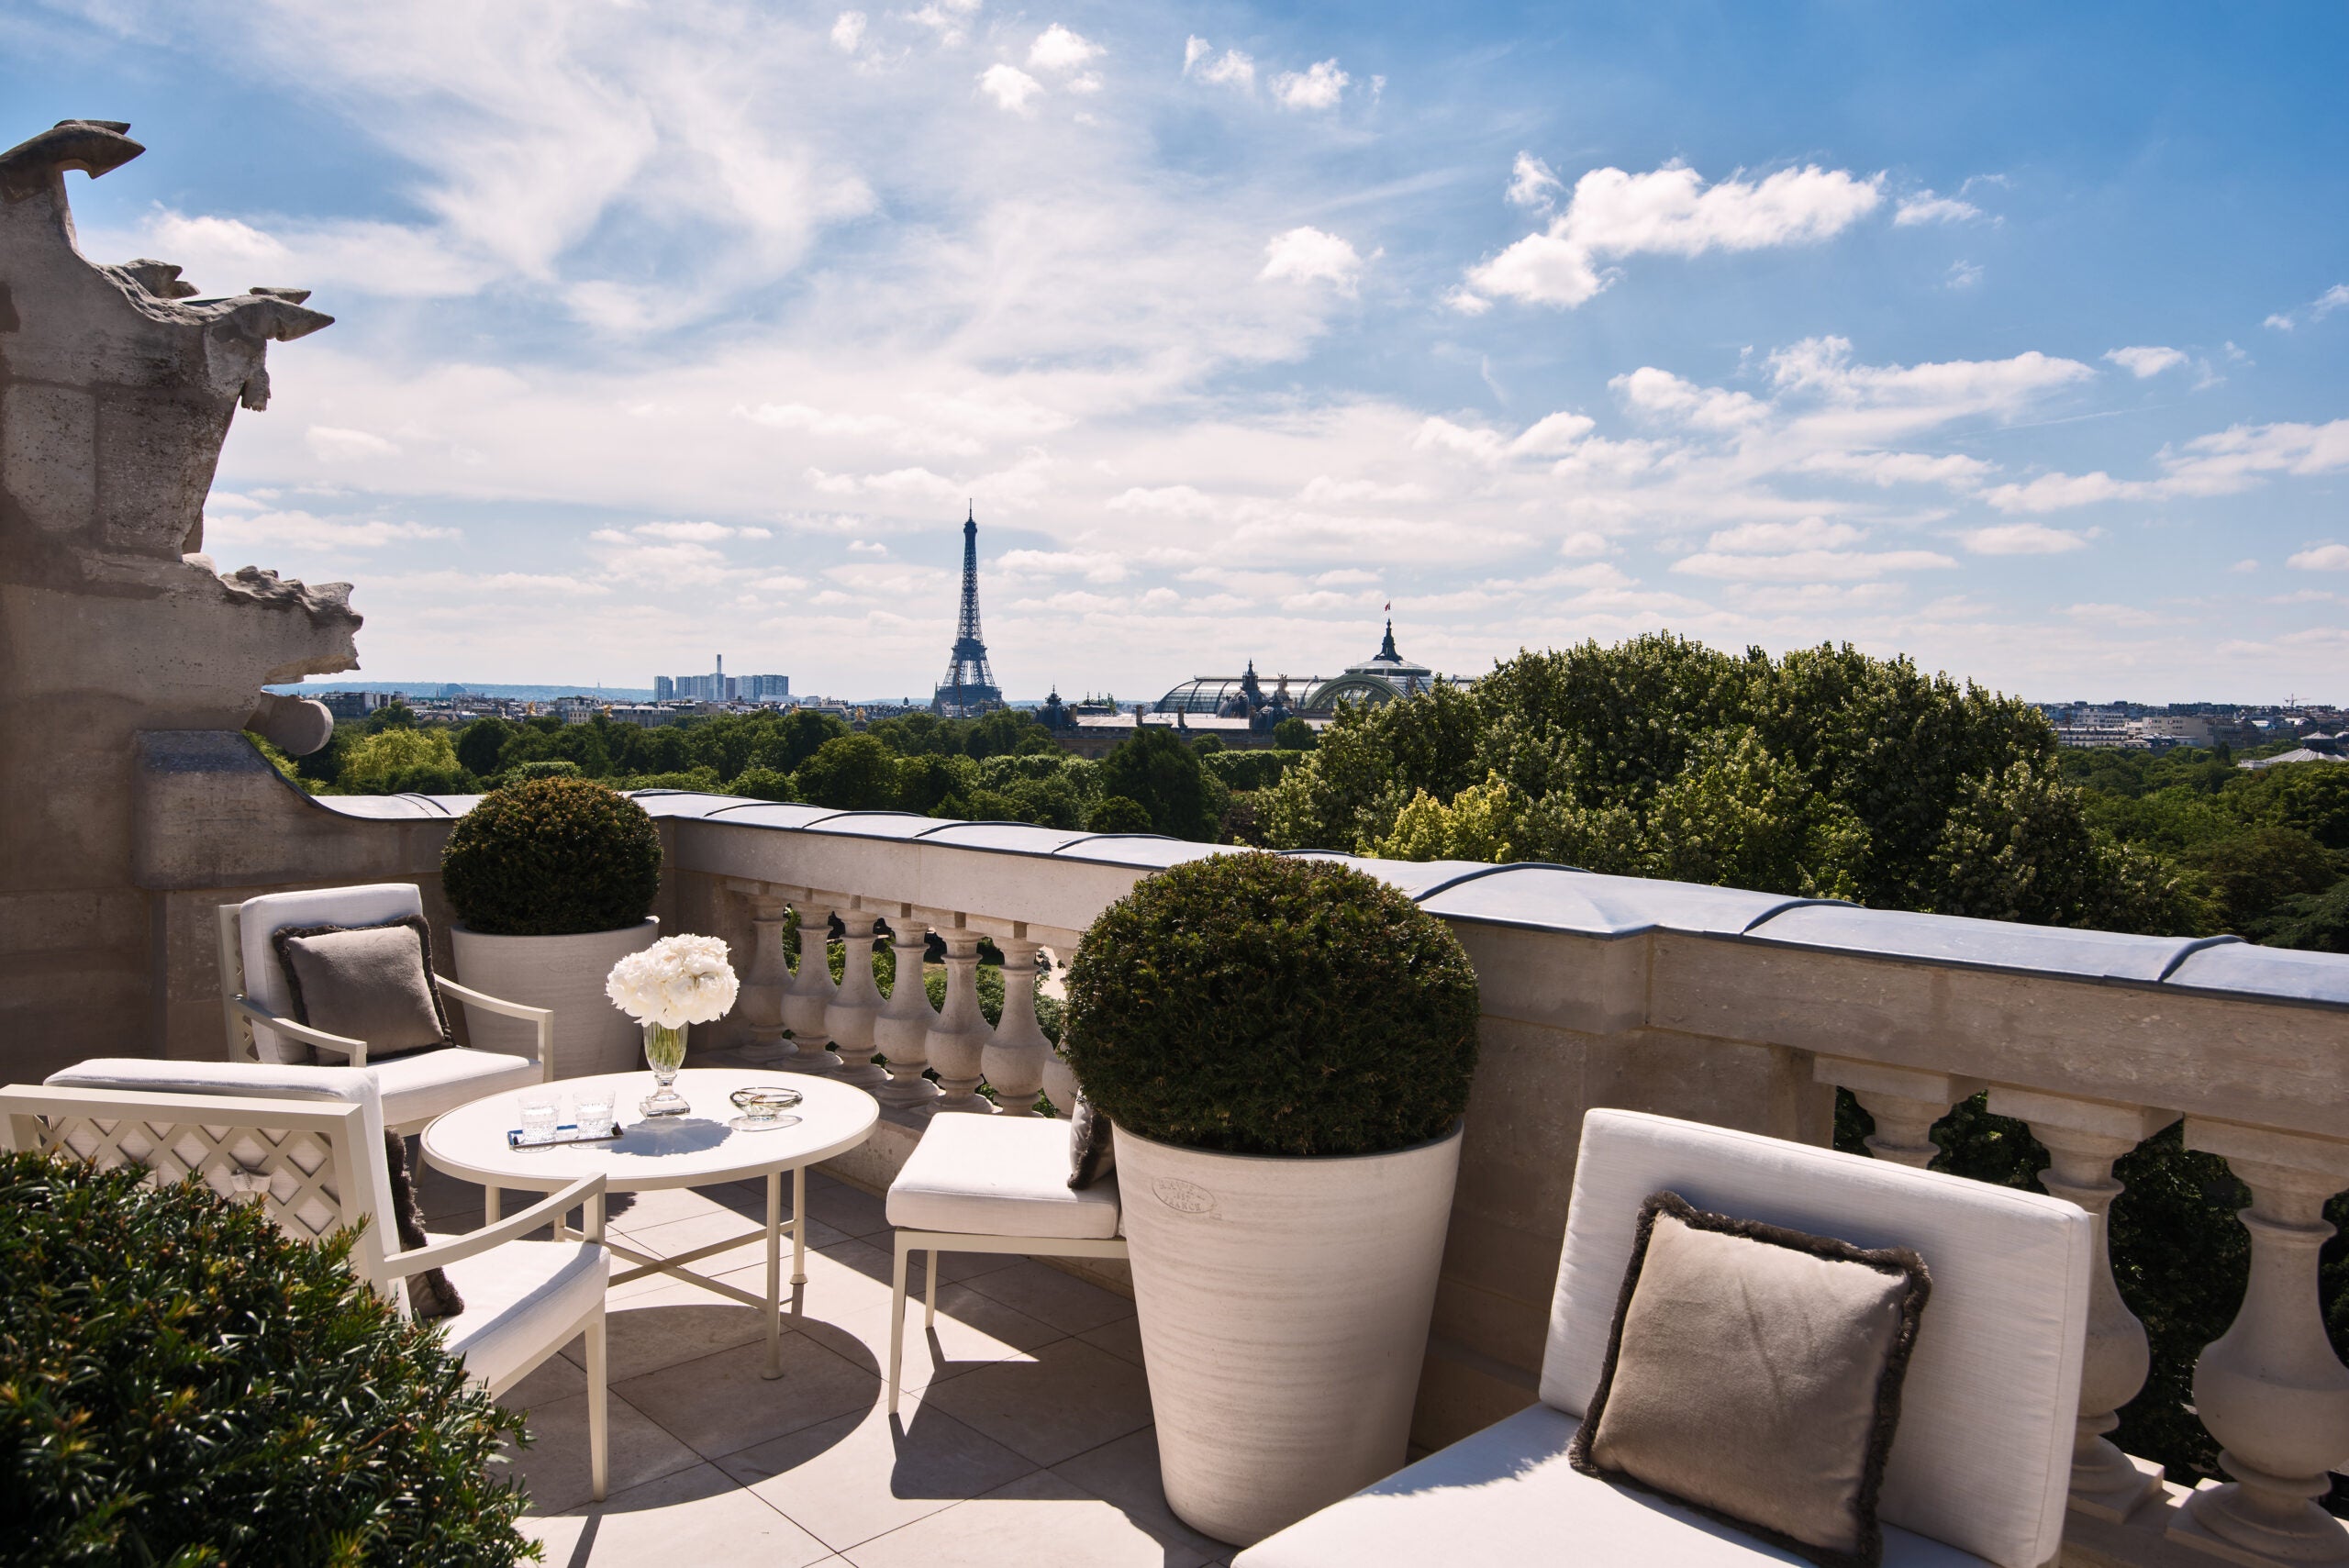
[925, 929, 994, 1114]
[826, 907, 888, 1090]
[1036, 945, 1080, 1114]
[729, 881, 791, 1064]
[1814, 1057, 1984, 1170]
[871, 912, 941, 1107]
[982, 935, 1051, 1117]
[2170, 1120, 2349, 1564]
[1987, 1088, 2176, 1521]
[779, 899, 841, 1073]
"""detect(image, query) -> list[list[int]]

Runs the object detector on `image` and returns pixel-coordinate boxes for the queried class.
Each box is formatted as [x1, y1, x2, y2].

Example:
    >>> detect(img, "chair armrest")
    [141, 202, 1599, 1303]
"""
[386, 1173, 607, 1275]
[231, 995, 369, 1068]
[435, 978, 557, 1083]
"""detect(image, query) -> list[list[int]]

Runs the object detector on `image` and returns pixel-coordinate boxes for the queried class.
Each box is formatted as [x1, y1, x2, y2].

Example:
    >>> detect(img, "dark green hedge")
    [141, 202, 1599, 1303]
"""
[442, 776, 662, 936]
[1062, 852, 1480, 1156]
[0, 1151, 531, 1566]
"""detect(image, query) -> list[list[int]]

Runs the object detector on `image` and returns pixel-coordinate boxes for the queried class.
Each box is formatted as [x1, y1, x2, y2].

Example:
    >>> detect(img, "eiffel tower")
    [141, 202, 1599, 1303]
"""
[932, 504, 1004, 717]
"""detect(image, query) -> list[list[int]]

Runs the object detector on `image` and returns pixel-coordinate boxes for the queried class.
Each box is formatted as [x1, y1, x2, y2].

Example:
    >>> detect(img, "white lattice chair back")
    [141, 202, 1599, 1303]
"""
[222, 884, 426, 1063]
[13, 1060, 399, 1284]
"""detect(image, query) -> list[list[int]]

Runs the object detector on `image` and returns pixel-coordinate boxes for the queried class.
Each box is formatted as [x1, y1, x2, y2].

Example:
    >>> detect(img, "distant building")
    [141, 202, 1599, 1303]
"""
[552, 695, 603, 725]
[933, 508, 1005, 717]
[1302, 621, 1434, 712]
[657, 656, 788, 704]
[316, 689, 395, 723]
[654, 675, 674, 700]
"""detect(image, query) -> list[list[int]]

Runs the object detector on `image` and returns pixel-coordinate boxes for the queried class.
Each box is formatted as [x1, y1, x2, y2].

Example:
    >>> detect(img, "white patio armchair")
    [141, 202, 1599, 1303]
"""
[1237, 1108, 2094, 1568]
[2, 1059, 611, 1502]
[885, 1112, 1128, 1413]
[218, 883, 551, 1135]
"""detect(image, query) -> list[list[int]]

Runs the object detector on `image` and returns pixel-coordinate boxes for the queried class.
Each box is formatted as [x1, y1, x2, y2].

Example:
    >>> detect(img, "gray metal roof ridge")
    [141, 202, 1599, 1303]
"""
[1049, 831, 1185, 854]
[1736, 896, 1862, 934]
[2154, 933, 2249, 981]
[1408, 862, 1593, 904]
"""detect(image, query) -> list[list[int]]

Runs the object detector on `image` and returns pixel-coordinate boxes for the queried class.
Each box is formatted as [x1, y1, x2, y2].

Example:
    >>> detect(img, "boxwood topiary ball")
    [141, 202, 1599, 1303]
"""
[442, 776, 662, 937]
[1062, 851, 1479, 1158]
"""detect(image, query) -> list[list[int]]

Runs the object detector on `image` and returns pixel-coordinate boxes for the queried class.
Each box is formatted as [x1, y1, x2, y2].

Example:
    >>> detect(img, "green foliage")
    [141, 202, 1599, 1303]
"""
[1265, 636, 2192, 933]
[729, 766, 795, 802]
[0, 1151, 532, 1567]
[362, 699, 417, 733]
[2248, 878, 2349, 952]
[1272, 716, 1317, 751]
[790, 734, 905, 812]
[1088, 795, 1155, 834]
[1062, 854, 1480, 1157]
[441, 777, 662, 936]
[336, 727, 473, 795]
[454, 717, 517, 779]
[1096, 727, 1222, 840]
[1190, 735, 1225, 755]
[1201, 748, 1306, 792]
[508, 759, 582, 782]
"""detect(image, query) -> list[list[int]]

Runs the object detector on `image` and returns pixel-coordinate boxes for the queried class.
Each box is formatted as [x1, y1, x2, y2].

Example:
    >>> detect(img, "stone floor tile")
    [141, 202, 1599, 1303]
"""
[804, 1174, 893, 1239]
[613, 1331, 879, 1461]
[604, 1183, 747, 1231]
[1051, 1428, 1229, 1563]
[715, 1389, 1040, 1551]
[715, 1238, 902, 1326]
[562, 1282, 773, 1384]
[820, 1283, 1063, 1396]
[520, 1462, 834, 1568]
[1075, 1315, 1146, 1367]
[840, 1469, 1216, 1568]
[501, 1389, 701, 1517]
[959, 1258, 1137, 1335]
[505, 1350, 588, 1408]
[918, 1336, 1153, 1467]
[621, 1204, 852, 1273]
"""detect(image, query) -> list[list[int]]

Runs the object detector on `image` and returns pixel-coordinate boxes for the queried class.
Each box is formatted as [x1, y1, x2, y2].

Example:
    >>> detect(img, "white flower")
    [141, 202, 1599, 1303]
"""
[606, 934, 740, 1029]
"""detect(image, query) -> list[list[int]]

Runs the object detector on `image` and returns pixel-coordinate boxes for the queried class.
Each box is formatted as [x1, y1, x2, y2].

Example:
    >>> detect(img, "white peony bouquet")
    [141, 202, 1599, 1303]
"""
[607, 934, 740, 1029]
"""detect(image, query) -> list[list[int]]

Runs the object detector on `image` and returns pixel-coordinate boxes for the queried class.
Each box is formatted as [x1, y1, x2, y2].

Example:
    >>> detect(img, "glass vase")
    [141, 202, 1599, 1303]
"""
[640, 1021, 690, 1117]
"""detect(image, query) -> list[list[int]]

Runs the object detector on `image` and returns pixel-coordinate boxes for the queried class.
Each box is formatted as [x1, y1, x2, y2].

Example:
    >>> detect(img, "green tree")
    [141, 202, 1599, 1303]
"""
[336, 728, 470, 794]
[362, 698, 417, 733]
[751, 710, 852, 775]
[790, 734, 902, 811]
[1272, 716, 1317, 751]
[453, 716, 516, 779]
[1088, 795, 1155, 833]
[1096, 726, 1221, 840]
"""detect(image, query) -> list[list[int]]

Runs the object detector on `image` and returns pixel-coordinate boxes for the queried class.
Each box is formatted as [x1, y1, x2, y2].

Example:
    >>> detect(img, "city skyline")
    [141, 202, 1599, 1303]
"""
[11, 4, 2344, 701]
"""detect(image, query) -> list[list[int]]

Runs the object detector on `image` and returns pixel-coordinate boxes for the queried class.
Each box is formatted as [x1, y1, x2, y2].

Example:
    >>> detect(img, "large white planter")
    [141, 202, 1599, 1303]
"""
[1115, 1121, 1464, 1547]
[451, 918, 659, 1079]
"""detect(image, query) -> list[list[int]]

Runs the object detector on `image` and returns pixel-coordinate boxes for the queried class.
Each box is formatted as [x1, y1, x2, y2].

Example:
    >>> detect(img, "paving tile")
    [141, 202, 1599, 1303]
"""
[804, 1174, 893, 1238]
[715, 1238, 902, 1327]
[604, 1183, 750, 1231]
[715, 1389, 1039, 1551]
[1075, 1315, 1145, 1368]
[959, 1258, 1137, 1336]
[520, 1462, 833, 1568]
[841, 1469, 1215, 1568]
[613, 1331, 879, 1461]
[1051, 1427, 1228, 1563]
[501, 1389, 701, 1516]
[562, 1281, 773, 1384]
[505, 1350, 588, 1408]
[821, 1283, 1064, 1396]
[918, 1336, 1153, 1467]
[622, 1205, 852, 1273]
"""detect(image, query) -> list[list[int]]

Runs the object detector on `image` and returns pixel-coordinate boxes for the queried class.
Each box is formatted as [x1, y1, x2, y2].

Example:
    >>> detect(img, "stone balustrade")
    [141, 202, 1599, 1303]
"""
[105, 753, 2349, 1568]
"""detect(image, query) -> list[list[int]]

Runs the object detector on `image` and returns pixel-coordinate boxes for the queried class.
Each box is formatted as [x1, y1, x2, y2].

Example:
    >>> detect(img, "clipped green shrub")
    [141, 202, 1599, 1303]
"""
[0, 1150, 530, 1566]
[507, 759, 582, 781]
[442, 776, 662, 936]
[1062, 852, 1479, 1156]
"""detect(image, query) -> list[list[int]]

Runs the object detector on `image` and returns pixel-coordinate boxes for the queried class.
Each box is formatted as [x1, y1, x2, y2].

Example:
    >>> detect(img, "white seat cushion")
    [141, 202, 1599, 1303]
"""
[886, 1112, 1122, 1240]
[436, 1238, 607, 1394]
[1234, 1404, 1990, 1568]
[368, 1047, 540, 1129]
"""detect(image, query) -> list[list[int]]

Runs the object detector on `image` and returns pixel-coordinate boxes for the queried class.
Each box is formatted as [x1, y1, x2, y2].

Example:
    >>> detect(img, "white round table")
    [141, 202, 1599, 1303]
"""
[422, 1068, 880, 1379]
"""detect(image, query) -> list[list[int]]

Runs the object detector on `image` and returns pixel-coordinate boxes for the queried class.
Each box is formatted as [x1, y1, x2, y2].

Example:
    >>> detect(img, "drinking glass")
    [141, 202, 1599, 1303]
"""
[518, 1094, 560, 1145]
[573, 1087, 617, 1138]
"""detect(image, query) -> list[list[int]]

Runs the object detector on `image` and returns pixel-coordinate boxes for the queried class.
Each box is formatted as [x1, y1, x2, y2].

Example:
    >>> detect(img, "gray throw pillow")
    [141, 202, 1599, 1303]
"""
[1067, 1096, 1115, 1190]
[1569, 1190, 1930, 1568]
[271, 917, 455, 1062]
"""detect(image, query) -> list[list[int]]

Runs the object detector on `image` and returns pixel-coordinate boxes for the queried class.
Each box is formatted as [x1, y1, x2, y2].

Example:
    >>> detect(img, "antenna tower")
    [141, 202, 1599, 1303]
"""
[932, 504, 1004, 717]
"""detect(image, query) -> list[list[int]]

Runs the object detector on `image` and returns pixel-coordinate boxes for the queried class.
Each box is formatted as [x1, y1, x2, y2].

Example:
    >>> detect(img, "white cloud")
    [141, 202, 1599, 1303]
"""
[631, 520, 771, 541]
[2063, 603, 2159, 628]
[1963, 523, 2093, 554]
[997, 548, 1130, 583]
[1107, 485, 1219, 517]
[1260, 227, 1366, 293]
[2288, 543, 2349, 571]
[306, 426, 401, 460]
[1894, 191, 1984, 226]
[830, 11, 865, 51]
[1466, 162, 1883, 309]
[206, 509, 457, 550]
[2319, 284, 2349, 319]
[1186, 41, 1254, 89]
[1506, 152, 1561, 212]
[1511, 411, 1597, 455]
[1944, 260, 1983, 289]
[1270, 59, 1348, 110]
[1028, 24, 1100, 73]
[373, 569, 610, 596]
[2104, 345, 2187, 379]
[1557, 530, 1611, 558]
[1705, 517, 1867, 553]
[2229, 559, 2259, 573]
[1183, 36, 1209, 72]
[978, 64, 1043, 114]
[1612, 367, 1766, 432]
[1673, 548, 1956, 582]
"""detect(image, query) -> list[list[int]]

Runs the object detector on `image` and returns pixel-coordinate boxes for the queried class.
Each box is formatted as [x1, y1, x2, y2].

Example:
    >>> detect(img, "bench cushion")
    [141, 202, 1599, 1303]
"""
[887, 1112, 1122, 1240]
[438, 1237, 607, 1394]
[1233, 1403, 1989, 1568]
[367, 1046, 540, 1129]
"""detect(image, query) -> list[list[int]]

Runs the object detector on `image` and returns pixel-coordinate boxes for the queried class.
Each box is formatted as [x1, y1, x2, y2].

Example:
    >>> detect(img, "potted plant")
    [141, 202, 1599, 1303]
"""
[443, 777, 665, 1076]
[1061, 852, 1480, 1547]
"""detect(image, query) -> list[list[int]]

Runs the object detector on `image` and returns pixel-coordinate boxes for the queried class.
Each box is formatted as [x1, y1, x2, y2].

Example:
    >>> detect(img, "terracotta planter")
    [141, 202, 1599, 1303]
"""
[1114, 1121, 1464, 1547]
[451, 918, 659, 1078]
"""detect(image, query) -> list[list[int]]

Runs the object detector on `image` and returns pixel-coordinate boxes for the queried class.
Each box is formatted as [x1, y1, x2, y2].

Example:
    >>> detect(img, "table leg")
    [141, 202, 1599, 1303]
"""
[484, 1185, 500, 1226]
[792, 1166, 808, 1287]
[763, 1168, 784, 1381]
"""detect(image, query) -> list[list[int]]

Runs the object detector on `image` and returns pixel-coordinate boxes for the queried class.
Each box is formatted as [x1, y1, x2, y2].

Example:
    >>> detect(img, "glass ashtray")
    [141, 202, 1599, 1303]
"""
[728, 1084, 805, 1131]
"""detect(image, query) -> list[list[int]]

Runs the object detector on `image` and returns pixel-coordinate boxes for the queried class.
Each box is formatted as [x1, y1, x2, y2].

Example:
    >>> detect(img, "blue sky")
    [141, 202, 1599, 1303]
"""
[7, 1, 2344, 702]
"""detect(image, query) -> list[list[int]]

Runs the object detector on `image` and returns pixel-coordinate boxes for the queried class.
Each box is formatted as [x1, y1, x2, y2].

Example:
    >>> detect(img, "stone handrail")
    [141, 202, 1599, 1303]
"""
[148, 762, 2349, 1565]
